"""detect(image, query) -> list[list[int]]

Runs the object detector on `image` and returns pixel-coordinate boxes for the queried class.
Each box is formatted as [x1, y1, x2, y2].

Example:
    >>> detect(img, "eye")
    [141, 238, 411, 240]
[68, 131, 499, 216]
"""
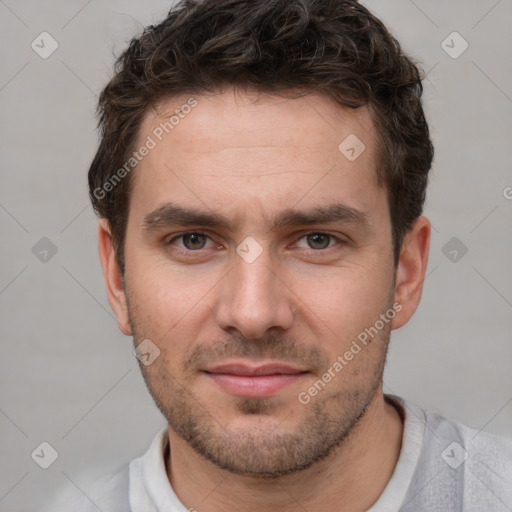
[295, 232, 340, 250]
[169, 231, 216, 251]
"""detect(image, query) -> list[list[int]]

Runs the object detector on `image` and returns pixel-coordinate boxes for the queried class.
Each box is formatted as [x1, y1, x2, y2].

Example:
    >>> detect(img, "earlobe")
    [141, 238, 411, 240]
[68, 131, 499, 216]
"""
[392, 216, 431, 330]
[97, 219, 132, 335]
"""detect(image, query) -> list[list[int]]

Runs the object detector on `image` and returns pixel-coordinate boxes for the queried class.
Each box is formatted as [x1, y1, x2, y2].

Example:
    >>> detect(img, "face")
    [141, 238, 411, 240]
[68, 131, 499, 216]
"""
[102, 87, 422, 477]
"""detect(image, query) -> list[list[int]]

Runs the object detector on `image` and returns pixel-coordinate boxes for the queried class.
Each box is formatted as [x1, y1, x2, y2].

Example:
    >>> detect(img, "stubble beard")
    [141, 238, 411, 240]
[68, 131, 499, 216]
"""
[126, 292, 392, 477]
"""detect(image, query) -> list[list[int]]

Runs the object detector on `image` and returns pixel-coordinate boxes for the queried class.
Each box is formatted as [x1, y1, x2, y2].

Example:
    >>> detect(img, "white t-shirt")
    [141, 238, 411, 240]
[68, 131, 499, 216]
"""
[45, 395, 512, 511]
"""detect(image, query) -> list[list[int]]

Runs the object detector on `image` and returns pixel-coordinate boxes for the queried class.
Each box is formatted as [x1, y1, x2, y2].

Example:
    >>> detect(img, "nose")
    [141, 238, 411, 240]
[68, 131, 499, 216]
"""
[214, 247, 295, 340]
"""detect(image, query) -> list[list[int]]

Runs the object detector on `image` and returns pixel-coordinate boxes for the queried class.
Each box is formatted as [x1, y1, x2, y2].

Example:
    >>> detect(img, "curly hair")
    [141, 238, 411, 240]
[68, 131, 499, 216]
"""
[88, 0, 434, 274]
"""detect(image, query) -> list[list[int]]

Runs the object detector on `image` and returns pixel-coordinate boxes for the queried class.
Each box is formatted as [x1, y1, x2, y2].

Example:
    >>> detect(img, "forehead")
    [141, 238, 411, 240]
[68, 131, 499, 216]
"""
[139, 88, 377, 160]
[129, 87, 383, 223]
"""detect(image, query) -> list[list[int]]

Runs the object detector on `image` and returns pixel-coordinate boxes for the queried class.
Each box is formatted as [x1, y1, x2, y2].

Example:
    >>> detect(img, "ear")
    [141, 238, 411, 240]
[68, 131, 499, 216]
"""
[98, 219, 132, 335]
[391, 216, 431, 330]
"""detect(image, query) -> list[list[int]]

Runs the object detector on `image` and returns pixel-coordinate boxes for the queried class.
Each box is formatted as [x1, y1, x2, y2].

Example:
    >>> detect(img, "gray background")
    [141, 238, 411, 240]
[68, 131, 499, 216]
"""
[1, 0, 511, 510]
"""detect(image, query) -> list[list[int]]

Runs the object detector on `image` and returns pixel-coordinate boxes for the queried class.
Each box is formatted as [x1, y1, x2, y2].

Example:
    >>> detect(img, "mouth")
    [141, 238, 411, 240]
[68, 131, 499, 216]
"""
[203, 362, 309, 398]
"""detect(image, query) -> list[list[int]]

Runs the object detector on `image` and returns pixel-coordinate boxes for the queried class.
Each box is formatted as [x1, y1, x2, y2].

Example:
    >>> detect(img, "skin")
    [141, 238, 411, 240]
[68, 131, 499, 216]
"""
[99, 86, 430, 511]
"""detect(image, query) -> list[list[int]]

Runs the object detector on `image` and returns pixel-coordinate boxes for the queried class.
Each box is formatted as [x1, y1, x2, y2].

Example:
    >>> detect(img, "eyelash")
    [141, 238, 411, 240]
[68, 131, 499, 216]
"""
[166, 230, 345, 256]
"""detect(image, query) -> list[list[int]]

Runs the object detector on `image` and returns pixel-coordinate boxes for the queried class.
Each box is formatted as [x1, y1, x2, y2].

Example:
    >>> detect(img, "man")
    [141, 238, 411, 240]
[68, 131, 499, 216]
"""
[50, 0, 512, 510]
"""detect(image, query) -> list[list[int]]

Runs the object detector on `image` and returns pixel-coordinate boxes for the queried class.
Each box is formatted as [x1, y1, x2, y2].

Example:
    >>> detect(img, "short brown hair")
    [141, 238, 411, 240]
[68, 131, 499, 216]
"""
[88, 0, 434, 273]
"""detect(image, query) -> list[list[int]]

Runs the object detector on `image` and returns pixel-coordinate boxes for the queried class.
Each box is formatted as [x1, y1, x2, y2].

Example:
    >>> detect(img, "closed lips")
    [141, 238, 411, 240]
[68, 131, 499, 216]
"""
[203, 363, 308, 376]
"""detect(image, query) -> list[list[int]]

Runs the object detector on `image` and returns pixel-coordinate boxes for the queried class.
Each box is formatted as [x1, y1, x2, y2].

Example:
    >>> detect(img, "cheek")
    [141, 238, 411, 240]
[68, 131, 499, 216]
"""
[127, 259, 216, 339]
[297, 264, 391, 318]
[290, 265, 394, 365]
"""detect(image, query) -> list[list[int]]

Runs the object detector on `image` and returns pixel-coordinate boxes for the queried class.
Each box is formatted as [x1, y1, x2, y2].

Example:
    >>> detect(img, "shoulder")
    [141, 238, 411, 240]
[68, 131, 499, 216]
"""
[43, 427, 168, 512]
[42, 464, 130, 512]
[394, 396, 512, 511]
[392, 394, 512, 457]
[424, 404, 512, 483]
[421, 403, 512, 463]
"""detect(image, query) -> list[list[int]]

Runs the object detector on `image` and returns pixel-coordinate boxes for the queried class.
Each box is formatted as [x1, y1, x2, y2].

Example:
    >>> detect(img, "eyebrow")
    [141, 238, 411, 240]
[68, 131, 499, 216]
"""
[142, 202, 369, 232]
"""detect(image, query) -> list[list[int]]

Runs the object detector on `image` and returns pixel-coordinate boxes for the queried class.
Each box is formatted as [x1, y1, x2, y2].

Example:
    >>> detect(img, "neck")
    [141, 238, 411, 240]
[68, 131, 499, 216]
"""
[165, 392, 403, 512]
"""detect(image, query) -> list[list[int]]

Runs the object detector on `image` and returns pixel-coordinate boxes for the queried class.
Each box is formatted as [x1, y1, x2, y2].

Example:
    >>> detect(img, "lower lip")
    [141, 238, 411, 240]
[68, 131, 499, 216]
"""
[205, 372, 307, 398]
